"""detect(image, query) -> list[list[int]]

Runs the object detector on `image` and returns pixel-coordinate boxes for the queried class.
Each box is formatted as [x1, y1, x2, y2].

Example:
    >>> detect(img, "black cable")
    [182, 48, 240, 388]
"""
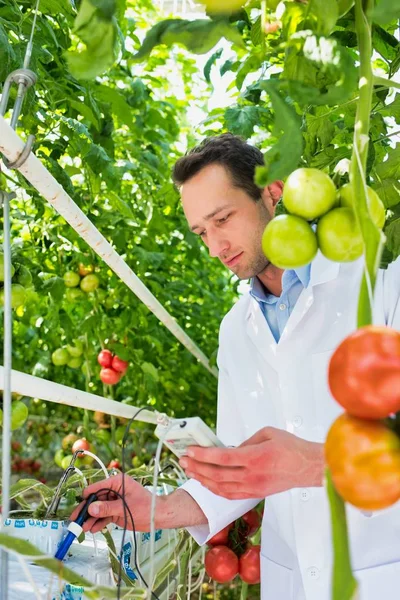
[120, 407, 155, 598]
[93, 486, 160, 600]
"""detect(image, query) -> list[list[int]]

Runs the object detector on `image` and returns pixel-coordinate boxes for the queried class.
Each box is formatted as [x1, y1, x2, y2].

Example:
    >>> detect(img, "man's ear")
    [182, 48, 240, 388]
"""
[267, 180, 284, 206]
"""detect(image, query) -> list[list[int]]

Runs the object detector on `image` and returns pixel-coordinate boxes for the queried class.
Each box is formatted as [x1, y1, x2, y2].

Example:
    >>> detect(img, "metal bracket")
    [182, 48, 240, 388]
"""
[45, 450, 86, 519]
[0, 191, 16, 209]
[0, 69, 37, 117]
[2, 134, 35, 170]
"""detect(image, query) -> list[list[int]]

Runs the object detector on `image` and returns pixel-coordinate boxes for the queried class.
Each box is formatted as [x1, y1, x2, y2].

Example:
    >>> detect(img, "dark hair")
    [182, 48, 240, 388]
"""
[172, 133, 264, 201]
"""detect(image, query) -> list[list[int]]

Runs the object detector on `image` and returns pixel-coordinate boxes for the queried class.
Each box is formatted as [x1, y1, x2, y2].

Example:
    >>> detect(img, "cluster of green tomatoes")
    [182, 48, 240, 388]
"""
[262, 168, 385, 269]
[0, 252, 34, 311]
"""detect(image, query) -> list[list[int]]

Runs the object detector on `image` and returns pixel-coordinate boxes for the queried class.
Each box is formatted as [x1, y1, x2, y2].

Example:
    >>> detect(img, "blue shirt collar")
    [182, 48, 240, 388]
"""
[250, 263, 311, 303]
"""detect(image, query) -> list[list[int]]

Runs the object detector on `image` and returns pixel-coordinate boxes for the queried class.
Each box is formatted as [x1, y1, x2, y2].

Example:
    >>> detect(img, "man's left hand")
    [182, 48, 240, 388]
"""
[179, 427, 325, 500]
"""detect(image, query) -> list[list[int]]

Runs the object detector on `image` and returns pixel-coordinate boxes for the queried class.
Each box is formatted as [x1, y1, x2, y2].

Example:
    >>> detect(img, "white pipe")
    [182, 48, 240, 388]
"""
[0, 366, 158, 424]
[0, 116, 218, 379]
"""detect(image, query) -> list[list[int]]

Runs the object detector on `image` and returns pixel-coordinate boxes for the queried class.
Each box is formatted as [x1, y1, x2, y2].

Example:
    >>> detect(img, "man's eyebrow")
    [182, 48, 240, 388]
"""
[191, 204, 232, 232]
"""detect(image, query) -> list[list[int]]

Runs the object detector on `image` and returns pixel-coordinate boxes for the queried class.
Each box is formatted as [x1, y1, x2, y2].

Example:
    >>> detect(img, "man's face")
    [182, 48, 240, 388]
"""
[181, 163, 276, 280]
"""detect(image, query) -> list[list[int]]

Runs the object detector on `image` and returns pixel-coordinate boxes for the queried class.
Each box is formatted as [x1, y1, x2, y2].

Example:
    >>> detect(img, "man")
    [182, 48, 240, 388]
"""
[73, 134, 400, 599]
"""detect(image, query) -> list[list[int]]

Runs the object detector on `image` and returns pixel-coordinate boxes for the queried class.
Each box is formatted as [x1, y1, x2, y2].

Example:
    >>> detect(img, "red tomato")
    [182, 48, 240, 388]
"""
[208, 524, 232, 546]
[242, 509, 261, 536]
[239, 544, 261, 584]
[205, 546, 239, 584]
[100, 368, 122, 385]
[72, 438, 91, 454]
[329, 325, 400, 419]
[97, 349, 113, 368]
[112, 355, 129, 374]
[108, 459, 121, 470]
[325, 413, 400, 510]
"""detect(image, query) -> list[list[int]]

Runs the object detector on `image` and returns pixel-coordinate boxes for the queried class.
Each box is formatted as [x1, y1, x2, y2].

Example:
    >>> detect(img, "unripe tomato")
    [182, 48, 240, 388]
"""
[62, 433, 78, 452]
[63, 271, 80, 288]
[0, 253, 15, 281]
[52, 348, 70, 366]
[65, 288, 85, 303]
[67, 356, 83, 369]
[98, 349, 113, 368]
[205, 545, 239, 583]
[0, 284, 27, 309]
[112, 355, 129, 374]
[208, 524, 232, 546]
[329, 326, 400, 419]
[16, 265, 32, 287]
[317, 207, 363, 262]
[239, 544, 261, 584]
[283, 168, 337, 220]
[100, 367, 122, 385]
[78, 263, 94, 277]
[11, 401, 29, 431]
[66, 339, 83, 358]
[262, 214, 318, 268]
[80, 274, 100, 293]
[242, 509, 261, 536]
[339, 183, 385, 229]
[72, 438, 91, 453]
[325, 413, 400, 511]
[61, 455, 73, 470]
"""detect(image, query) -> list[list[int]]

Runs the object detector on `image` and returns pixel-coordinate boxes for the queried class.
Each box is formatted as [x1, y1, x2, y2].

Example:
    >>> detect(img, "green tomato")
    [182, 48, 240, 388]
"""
[80, 274, 100, 293]
[317, 207, 363, 262]
[96, 288, 107, 303]
[11, 401, 29, 431]
[199, 0, 246, 13]
[54, 449, 65, 468]
[52, 347, 70, 366]
[61, 455, 73, 470]
[67, 356, 83, 369]
[65, 287, 85, 303]
[0, 284, 27, 309]
[15, 265, 33, 288]
[339, 183, 385, 229]
[262, 214, 318, 269]
[0, 254, 15, 282]
[66, 339, 83, 358]
[283, 168, 337, 221]
[64, 271, 80, 288]
[95, 429, 112, 444]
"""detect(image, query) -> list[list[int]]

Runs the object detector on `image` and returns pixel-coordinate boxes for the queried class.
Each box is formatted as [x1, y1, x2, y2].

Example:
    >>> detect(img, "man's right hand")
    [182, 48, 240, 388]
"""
[69, 474, 208, 533]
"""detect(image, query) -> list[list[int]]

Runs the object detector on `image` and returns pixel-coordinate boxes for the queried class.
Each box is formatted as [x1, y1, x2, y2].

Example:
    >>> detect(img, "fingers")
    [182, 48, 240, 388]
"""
[184, 446, 248, 467]
[192, 475, 260, 499]
[83, 516, 113, 533]
[239, 427, 275, 447]
[184, 461, 244, 484]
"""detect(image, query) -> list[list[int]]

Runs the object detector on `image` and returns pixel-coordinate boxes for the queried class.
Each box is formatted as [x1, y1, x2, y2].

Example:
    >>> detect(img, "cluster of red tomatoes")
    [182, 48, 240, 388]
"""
[204, 508, 262, 586]
[325, 325, 400, 510]
[98, 349, 129, 385]
[11, 441, 42, 476]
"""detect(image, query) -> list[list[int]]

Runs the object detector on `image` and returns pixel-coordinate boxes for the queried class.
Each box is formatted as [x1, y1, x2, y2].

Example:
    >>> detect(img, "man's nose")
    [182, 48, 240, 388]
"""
[207, 232, 230, 259]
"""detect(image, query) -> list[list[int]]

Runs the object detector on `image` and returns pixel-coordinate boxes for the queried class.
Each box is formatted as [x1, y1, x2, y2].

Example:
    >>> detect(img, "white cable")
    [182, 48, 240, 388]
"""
[71, 467, 88, 488]
[79, 450, 109, 480]
[15, 552, 43, 600]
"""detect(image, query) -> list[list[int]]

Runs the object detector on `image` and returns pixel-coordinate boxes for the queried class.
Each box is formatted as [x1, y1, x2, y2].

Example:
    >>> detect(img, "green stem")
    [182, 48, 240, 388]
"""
[240, 581, 249, 600]
[373, 75, 400, 91]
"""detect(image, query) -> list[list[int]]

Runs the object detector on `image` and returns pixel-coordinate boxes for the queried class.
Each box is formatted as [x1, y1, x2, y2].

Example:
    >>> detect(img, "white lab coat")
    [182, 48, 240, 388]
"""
[182, 252, 400, 600]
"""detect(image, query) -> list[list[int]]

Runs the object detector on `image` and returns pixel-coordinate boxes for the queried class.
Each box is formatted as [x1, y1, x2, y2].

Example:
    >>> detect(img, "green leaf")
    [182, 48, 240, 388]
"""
[284, 32, 358, 106]
[133, 18, 245, 61]
[372, 179, 400, 208]
[372, 25, 399, 62]
[42, 276, 65, 302]
[307, 0, 339, 35]
[380, 93, 400, 124]
[250, 16, 263, 46]
[141, 361, 159, 381]
[385, 217, 400, 258]
[236, 53, 263, 90]
[370, 0, 400, 25]
[65, 0, 118, 79]
[375, 144, 400, 180]
[68, 99, 101, 131]
[224, 105, 261, 138]
[254, 81, 303, 186]
[204, 48, 223, 83]
[107, 190, 135, 218]
[326, 469, 359, 600]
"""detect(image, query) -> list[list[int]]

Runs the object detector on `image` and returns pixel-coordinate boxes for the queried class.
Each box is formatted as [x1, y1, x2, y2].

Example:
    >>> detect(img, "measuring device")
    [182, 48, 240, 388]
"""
[154, 415, 224, 459]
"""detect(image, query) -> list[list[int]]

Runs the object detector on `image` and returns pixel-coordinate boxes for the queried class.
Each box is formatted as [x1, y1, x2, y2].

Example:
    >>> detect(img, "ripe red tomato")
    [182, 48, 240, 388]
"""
[98, 349, 113, 368]
[325, 413, 400, 510]
[242, 509, 261, 536]
[100, 367, 122, 385]
[239, 544, 261, 584]
[108, 459, 121, 470]
[329, 325, 400, 419]
[112, 355, 129, 374]
[205, 546, 239, 584]
[208, 524, 232, 546]
[72, 438, 91, 454]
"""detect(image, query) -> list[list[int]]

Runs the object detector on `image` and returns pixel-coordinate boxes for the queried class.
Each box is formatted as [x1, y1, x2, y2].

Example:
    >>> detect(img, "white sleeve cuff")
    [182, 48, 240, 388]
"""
[181, 478, 261, 546]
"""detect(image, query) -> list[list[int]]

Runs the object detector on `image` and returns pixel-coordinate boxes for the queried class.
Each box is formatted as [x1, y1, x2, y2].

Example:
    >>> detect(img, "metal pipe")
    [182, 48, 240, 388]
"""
[0, 366, 159, 424]
[0, 116, 218, 378]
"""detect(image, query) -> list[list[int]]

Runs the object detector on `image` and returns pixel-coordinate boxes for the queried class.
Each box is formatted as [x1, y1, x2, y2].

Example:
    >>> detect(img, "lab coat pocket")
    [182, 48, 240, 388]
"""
[260, 553, 294, 599]
[311, 350, 342, 439]
[356, 560, 400, 600]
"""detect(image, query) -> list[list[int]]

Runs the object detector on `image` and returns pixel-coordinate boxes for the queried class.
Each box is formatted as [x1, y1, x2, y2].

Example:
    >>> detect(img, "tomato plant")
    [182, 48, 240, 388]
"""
[80, 274, 100, 293]
[63, 271, 80, 288]
[329, 326, 400, 419]
[205, 545, 239, 583]
[325, 413, 400, 511]
[208, 524, 232, 546]
[338, 184, 385, 230]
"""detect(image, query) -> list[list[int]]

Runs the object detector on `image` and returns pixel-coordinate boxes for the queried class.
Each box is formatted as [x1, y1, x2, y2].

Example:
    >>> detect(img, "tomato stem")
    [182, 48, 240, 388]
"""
[240, 581, 249, 600]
